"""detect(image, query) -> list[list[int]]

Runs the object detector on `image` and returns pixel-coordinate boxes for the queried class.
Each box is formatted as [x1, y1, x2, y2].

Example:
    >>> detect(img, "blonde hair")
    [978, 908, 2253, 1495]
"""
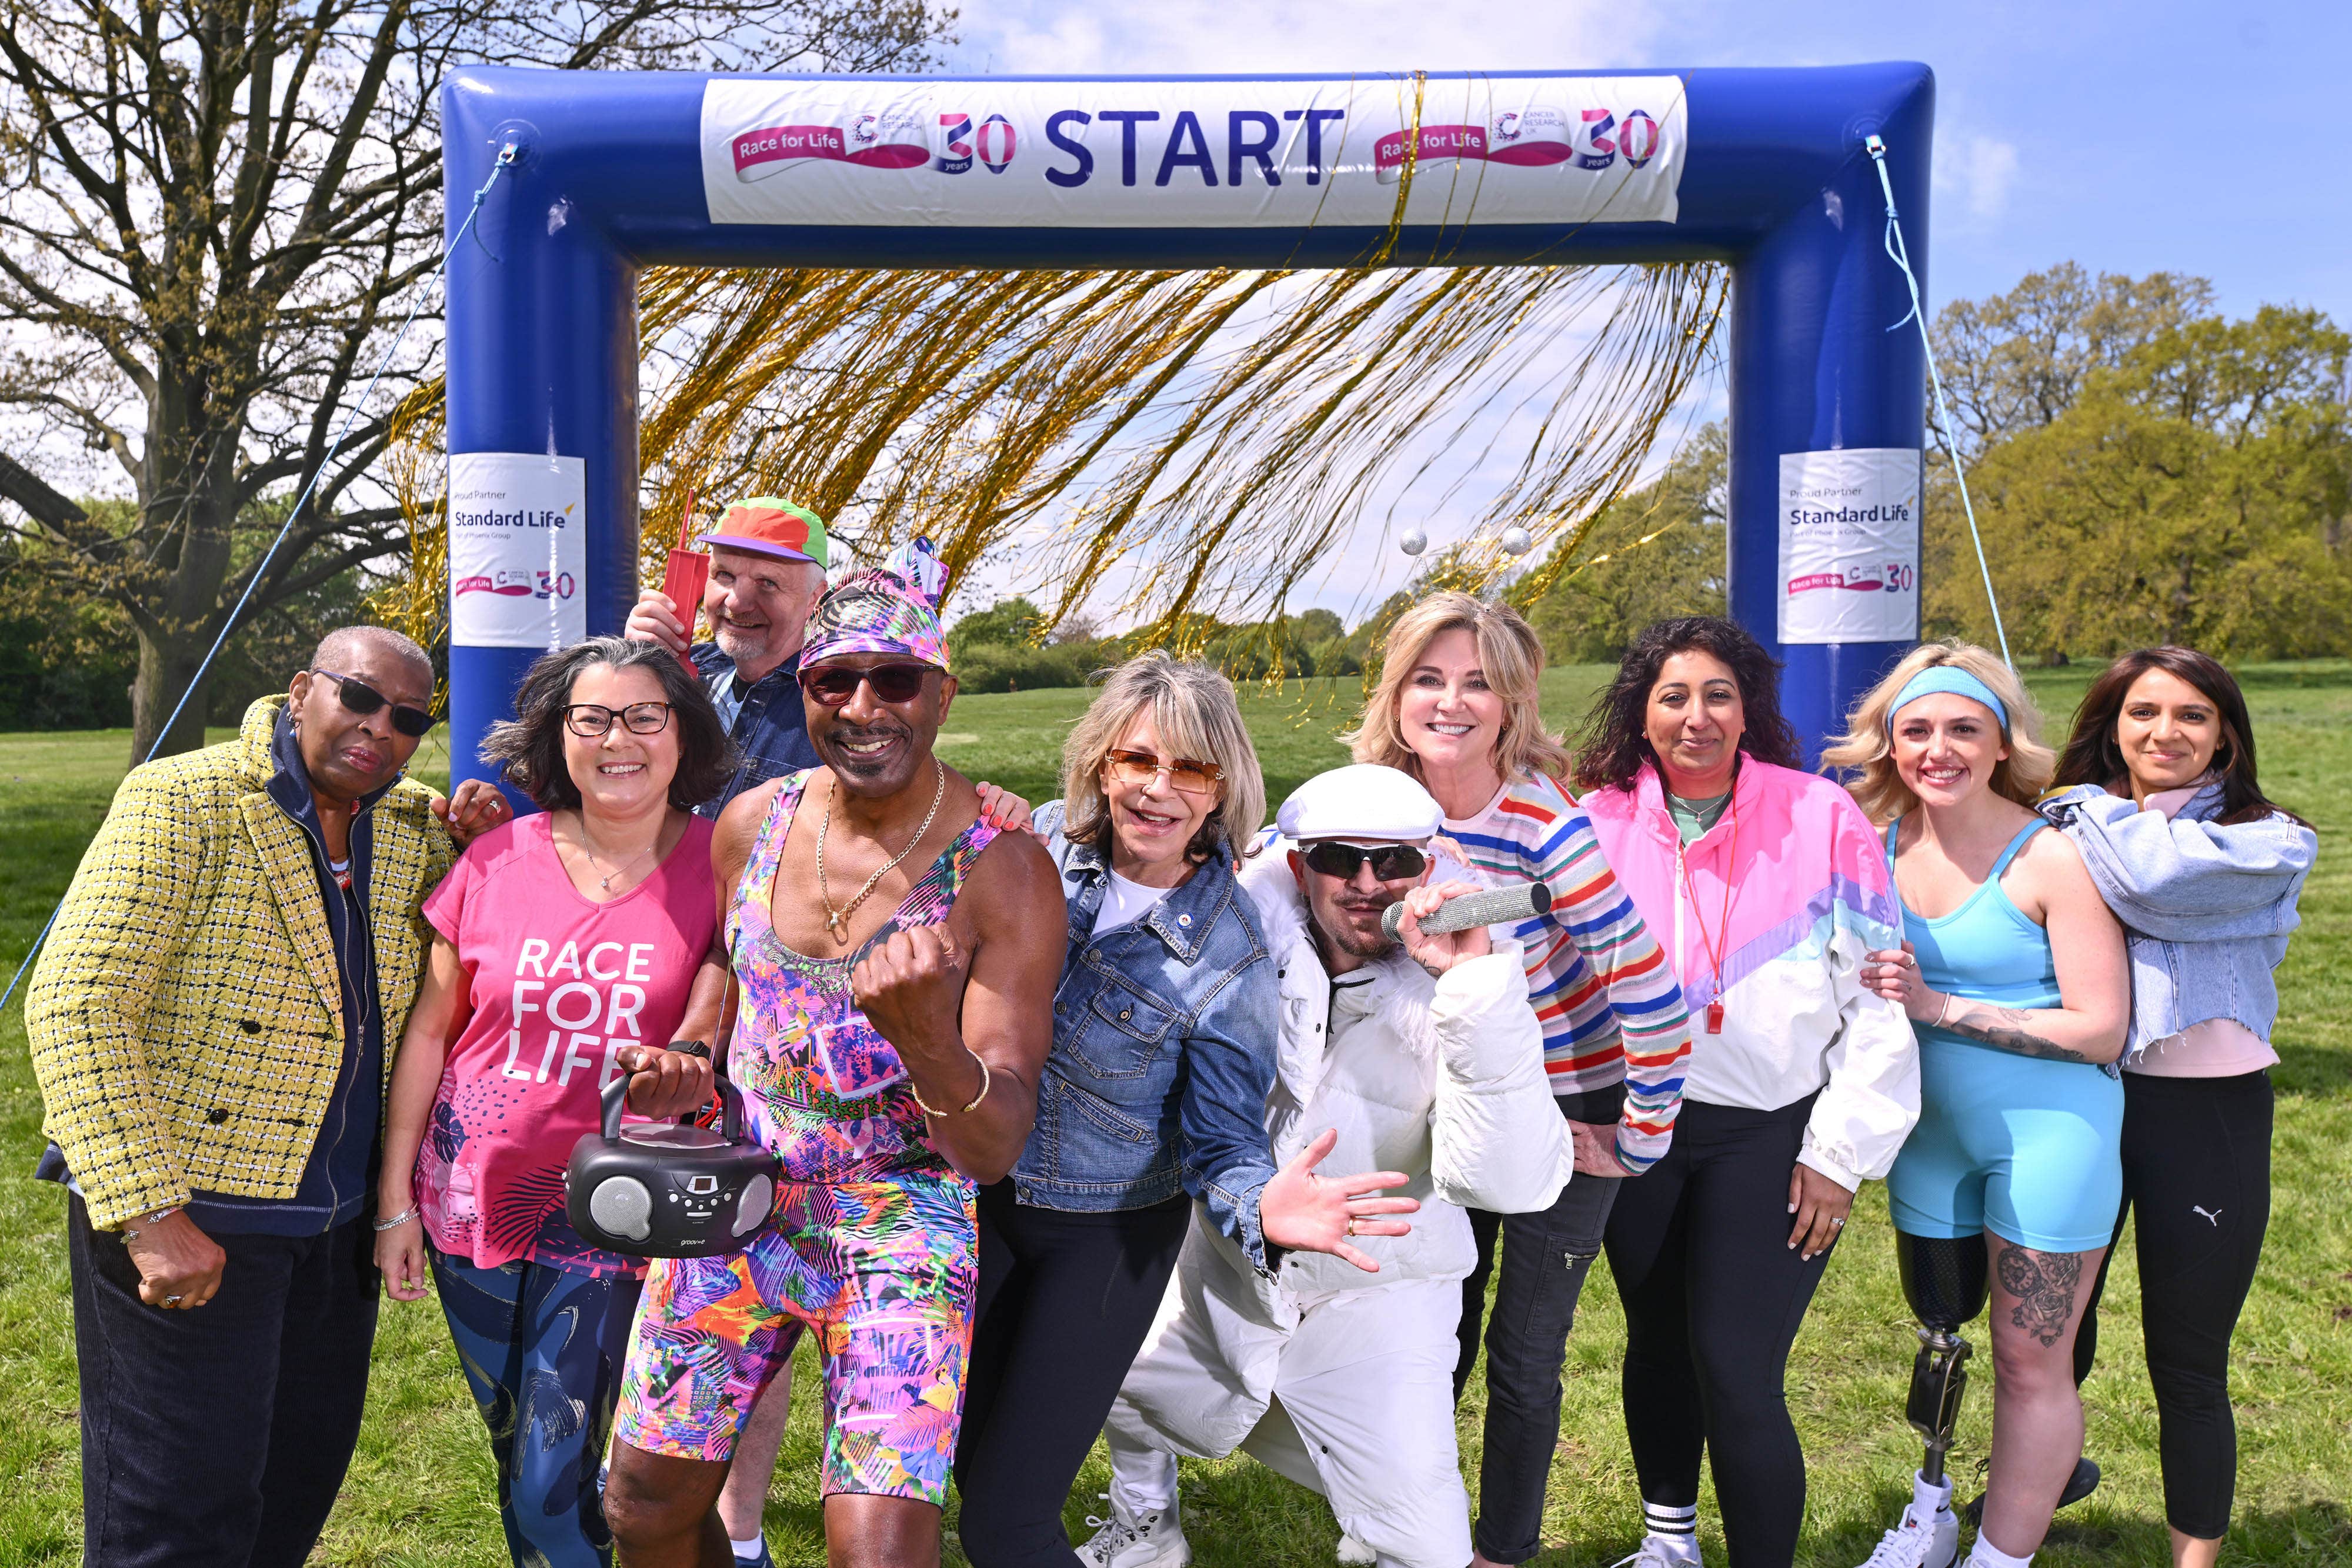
[1825, 640, 2056, 822]
[1345, 592, 1572, 782]
[1060, 652, 1266, 862]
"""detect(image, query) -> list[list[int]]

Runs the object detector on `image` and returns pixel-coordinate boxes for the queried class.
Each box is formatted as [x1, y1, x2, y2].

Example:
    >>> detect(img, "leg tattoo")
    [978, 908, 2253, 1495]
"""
[1995, 1244, 2083, 1347]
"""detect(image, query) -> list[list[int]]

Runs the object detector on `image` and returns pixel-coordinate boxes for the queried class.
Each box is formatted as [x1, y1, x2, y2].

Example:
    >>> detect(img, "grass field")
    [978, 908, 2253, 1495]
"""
[1, 664, 2347, 1566]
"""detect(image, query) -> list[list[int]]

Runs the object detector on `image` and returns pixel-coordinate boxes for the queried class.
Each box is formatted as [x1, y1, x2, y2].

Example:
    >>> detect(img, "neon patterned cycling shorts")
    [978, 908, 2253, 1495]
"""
[613, 1173, 976, 1504]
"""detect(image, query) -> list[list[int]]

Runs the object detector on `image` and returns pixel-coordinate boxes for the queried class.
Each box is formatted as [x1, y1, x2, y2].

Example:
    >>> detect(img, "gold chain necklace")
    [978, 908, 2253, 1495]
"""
[816, 757, 946, 941]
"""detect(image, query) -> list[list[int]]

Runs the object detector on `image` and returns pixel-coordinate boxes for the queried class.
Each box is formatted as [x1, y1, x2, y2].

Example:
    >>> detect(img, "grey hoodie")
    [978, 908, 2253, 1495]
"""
[2041, 781, 2316, 1062]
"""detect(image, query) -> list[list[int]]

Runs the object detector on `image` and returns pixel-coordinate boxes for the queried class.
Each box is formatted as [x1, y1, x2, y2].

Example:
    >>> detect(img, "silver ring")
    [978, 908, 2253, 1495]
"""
[1830, 1217, 1846, 1227]
[163, 1294, 182, 1306]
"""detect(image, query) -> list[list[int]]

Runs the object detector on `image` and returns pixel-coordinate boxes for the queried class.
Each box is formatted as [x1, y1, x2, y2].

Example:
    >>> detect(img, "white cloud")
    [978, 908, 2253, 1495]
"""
[1939, 131, 2020, 222]
[951, 2, 1665, 77]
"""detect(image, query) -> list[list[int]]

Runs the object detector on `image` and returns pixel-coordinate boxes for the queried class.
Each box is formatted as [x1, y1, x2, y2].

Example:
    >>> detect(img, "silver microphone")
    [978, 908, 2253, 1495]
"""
[1380, 881, 1552, 940]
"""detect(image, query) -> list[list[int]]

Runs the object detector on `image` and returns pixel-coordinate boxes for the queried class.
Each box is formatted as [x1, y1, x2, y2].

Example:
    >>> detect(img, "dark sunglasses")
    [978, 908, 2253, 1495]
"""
[1103, 749, 1225, 798]
[1300, 840, 1429, 882]
[563, 702, 673, 738]
[799, 662, 935, 707]
[309, 668, 435, 738]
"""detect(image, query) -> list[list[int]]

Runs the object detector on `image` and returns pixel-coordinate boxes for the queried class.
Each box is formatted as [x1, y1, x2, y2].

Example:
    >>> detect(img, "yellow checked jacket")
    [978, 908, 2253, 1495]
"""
[26, 696, 455, 1230]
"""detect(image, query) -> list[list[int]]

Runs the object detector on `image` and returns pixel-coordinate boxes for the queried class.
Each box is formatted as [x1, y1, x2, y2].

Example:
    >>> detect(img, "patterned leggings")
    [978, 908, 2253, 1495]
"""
[432, 1249, 645, 1568]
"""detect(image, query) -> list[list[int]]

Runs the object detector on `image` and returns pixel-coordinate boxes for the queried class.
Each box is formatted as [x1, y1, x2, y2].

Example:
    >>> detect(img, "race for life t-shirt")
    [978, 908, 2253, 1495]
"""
[417, 811, 718, 1276]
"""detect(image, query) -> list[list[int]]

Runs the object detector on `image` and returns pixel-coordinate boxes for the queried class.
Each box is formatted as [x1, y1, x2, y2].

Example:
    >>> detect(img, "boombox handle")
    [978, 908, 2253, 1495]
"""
[600, 1061, 752, 1144]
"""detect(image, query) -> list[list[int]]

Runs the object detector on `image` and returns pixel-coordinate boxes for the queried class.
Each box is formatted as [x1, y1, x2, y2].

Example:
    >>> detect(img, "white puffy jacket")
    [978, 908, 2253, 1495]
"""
[1230, 848, 1574, 1306]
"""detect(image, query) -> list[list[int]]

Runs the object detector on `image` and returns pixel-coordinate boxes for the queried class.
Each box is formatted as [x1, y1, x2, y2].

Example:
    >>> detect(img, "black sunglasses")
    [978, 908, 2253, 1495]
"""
[1300, 841, 1429, 882]
[799, 662, 935, 707]
[309, 669, 435, 738]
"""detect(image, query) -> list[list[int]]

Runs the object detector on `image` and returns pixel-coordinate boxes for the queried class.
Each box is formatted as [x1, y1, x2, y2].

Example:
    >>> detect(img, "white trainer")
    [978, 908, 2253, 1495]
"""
[1854, 1500, 1960, 1568]
[1336, 1532, 1376, 1565]
[1609, 1540, 1691, 1568]
[1077, 1492, 1192, 1568]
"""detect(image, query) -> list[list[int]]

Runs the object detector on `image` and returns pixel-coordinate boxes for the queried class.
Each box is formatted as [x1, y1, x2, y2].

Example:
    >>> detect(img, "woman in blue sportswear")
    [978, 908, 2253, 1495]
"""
[953, 652, 1417, 1568]
[1828, 643, 2130, 1568]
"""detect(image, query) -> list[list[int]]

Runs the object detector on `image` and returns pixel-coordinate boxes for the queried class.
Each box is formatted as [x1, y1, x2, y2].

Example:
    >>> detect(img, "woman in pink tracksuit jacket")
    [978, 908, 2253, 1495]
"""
[1576, 616, 1920, 1568]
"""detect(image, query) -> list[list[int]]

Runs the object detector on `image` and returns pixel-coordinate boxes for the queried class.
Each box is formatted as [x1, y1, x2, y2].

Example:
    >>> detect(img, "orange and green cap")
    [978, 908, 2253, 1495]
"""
[698, 496, 828, 568]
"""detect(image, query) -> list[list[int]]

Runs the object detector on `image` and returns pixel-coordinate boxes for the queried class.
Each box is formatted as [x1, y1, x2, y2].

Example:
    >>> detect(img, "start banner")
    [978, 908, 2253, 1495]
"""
[448, 452, 587, 650]
[700, 75, 1686, 229]
[1776, 448, 1922, 646]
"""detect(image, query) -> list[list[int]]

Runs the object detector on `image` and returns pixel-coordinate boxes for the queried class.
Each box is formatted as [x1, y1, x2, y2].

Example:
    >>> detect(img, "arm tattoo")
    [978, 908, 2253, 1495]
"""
[1946, 1004, 2091, 1063]
[1996, 1243, 2084, 1347]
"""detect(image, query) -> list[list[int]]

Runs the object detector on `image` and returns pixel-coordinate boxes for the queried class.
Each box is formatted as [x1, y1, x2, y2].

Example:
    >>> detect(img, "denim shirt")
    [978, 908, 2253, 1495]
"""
[2043, 782, 2316, 1060]
[690, 642, 817, 818]
[1012, 802, 1281, 1270]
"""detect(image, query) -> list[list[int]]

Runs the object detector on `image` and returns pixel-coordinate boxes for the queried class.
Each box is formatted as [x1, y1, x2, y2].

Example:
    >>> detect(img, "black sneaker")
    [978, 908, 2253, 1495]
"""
[1959, 1456, 2100, 1527]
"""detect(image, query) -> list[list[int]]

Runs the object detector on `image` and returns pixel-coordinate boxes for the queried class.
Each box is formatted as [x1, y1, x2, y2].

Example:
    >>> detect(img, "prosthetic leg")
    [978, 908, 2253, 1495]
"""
[1854, 1235, 1989, 1568]
[1900, 1233, 1990, 1488]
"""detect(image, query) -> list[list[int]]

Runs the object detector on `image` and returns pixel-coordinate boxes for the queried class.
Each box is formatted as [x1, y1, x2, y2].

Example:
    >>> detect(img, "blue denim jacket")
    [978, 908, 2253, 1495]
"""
[2043, 782, 2316, 1060]
[690, 642, 817, 818]
[1011, 802, 1281, 1269]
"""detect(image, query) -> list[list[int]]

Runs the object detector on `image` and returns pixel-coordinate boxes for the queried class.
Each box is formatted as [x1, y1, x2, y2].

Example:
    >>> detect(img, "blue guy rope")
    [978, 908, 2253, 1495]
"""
[0, 144, 519, 1016]
[1865, 132, 2014, 669]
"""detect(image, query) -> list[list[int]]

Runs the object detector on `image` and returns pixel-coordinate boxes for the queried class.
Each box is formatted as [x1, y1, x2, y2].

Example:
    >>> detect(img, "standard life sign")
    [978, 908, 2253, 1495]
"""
[699, 76, 1687, 229]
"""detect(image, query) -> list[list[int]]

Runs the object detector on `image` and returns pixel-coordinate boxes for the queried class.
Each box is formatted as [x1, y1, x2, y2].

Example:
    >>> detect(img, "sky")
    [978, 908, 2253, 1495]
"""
[925, 1, 2352, 624]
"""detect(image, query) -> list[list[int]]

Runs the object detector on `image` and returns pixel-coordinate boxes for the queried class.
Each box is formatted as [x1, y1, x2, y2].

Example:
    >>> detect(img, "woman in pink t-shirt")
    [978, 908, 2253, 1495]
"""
[375, 638, 733, 1568]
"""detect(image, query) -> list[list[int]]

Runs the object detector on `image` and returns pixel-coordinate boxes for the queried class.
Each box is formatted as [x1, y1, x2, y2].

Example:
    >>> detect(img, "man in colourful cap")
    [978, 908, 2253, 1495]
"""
[606, 539, 1066, 1568]
[626, 495, 830, 817]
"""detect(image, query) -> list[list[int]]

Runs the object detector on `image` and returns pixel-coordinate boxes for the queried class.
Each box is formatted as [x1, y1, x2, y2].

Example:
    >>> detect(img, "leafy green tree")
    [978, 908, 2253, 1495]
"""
[1524, 422, 1727, 664]
[948, 596, 1050, 649]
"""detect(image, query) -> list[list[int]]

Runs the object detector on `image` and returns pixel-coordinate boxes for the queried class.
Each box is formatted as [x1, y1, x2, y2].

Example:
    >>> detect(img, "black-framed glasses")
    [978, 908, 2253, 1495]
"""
[563, 702, 674, 738]
[308, 669, 435, 738]
[1301, 840, 1429, 882]
[1103, 749, 1225, 797]
[799, 662, 935, 707]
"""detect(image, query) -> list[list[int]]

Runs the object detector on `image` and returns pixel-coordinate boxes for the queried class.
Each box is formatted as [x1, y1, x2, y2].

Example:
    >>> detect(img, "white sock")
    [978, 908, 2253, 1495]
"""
[1642, 1500, 1702, 1564]
[1913, 1470, 1954, 1516]
[1107, 1439, 1179, 1518]
[1966, 1539, 2032, 1568]
[730, 1536, 765, 1562]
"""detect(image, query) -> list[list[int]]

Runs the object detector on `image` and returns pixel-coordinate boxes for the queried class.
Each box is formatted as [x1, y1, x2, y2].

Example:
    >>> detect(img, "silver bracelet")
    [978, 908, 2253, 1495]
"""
[1932, 992, 1954, 1029]
[372, 1205, 422, 1232]
[122, 1206, 180, 1242]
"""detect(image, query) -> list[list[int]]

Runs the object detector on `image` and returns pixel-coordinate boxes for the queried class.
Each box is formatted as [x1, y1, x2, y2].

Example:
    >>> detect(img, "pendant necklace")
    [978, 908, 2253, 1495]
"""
[818, 757, 946, 941]
[1678, 785, 1741, 1035]
[577, 827, 656, 896]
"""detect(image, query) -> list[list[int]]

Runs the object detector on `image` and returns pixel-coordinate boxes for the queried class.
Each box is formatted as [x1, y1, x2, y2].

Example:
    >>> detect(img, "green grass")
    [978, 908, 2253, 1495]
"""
[2, 666, 2348, 1566]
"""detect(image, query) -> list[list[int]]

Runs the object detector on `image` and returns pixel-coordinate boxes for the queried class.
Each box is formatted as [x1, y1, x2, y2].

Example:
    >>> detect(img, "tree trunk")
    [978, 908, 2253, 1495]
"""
[128, 627, 216, 766]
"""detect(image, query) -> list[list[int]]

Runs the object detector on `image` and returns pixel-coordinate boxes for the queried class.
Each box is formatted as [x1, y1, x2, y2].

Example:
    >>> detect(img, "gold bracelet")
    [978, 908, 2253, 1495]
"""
[909, 1052, 991, 1117]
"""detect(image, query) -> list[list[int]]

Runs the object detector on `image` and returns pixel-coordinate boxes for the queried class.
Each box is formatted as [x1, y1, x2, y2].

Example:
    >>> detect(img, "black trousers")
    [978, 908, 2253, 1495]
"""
[66, 1196, 379, 1568]
[1603, 1096, 1831, 1568]
[2074, 1069, 2273, 1540]
[953, 1181, 1192, 1568]
[1456, 1086, 1624, 1564]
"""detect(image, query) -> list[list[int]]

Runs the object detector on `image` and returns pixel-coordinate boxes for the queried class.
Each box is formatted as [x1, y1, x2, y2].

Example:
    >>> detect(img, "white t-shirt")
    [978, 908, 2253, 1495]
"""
[1092, 870, 1170, 936]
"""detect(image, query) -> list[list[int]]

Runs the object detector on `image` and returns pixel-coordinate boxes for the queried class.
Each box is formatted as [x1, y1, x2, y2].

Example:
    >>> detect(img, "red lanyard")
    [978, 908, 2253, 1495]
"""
[1679, 790, 1739, 1034]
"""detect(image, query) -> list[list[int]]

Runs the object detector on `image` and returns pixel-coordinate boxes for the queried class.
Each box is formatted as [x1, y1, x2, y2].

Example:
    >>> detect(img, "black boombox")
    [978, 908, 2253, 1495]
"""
[565, 1070, 781, 1259]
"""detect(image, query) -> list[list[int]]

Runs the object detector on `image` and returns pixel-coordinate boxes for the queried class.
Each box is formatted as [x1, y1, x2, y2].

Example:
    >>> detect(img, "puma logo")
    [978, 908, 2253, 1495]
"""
[2193, 1205, 2223, 1226]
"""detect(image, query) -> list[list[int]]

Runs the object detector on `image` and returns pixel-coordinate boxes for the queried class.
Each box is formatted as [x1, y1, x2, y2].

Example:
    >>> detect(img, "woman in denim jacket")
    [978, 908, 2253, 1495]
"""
[954, 652, 1417, 1568]
[2042, 647, 2315, 1568]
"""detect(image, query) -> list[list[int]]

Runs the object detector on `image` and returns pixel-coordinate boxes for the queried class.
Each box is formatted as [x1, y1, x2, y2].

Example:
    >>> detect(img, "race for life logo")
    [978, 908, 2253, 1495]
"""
[1376, 101, 1658, 182]
[733, 106, 929, 181]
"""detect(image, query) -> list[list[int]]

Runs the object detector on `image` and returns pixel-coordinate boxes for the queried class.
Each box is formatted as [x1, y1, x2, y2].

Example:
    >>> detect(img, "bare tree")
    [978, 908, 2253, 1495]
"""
[0, 0, 953, 759]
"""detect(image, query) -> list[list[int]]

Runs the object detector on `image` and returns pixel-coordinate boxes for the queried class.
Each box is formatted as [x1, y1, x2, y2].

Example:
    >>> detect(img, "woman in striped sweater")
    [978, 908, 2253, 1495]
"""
[1344, 592, 1694, 1568]
[1577, 616, 1920, 1568]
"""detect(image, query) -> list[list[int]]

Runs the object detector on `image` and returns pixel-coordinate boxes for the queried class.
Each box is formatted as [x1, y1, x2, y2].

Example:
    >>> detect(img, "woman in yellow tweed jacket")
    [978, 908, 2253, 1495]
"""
[28, 690, 456, 1229]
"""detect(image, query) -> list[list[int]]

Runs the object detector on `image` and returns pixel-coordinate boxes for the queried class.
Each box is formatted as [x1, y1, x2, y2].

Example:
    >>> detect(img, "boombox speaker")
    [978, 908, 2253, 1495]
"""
[566, 1067, 780, 1259]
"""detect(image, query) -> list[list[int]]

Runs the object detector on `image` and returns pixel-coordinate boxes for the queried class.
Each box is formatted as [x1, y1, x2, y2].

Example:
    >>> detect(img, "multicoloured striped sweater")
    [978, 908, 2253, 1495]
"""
[1441, 773, 1692, 1173]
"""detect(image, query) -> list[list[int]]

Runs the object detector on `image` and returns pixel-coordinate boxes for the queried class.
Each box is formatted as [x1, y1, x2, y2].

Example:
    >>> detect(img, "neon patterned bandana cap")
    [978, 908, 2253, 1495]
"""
[799, 536, 953, 673]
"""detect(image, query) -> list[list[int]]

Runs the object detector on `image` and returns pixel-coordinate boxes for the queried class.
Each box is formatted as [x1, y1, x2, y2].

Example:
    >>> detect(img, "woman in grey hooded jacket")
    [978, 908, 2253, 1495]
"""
[2041, 646, 2315, 1568]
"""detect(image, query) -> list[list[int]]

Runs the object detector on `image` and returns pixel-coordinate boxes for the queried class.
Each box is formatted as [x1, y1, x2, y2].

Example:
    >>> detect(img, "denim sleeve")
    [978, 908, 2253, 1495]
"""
[2050, 789, 2316, 939]
[1175, 952, 1280, 1273]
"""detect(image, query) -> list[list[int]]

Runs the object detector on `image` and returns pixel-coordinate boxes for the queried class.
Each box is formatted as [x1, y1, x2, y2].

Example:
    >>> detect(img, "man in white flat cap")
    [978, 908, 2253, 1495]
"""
[1080, 764, 1577, 1568]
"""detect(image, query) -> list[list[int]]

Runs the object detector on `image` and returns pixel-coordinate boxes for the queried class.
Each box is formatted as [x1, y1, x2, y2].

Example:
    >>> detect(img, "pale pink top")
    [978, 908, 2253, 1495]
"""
[2123, 780, 2279, 1080]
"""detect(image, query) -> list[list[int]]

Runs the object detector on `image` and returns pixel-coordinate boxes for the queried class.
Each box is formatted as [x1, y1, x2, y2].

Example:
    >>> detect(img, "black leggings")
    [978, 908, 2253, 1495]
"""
[2073, 1069, 2273, 1541]
[953, 1181, 1192, 1568]
[1603, 1096, 1832, 1568]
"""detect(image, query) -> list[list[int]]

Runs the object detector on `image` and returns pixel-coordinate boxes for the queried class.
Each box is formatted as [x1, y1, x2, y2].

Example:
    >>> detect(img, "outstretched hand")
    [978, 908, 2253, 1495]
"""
[1259, 1127, 1419, 1273]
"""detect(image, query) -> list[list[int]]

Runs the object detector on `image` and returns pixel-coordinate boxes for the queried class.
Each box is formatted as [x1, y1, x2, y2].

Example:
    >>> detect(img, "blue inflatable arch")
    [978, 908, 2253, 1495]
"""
[439, 63, 1934, 793]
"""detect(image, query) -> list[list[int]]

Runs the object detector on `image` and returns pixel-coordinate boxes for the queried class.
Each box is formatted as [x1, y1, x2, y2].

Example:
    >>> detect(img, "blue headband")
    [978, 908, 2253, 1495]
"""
[1890, 666, 2009, 730]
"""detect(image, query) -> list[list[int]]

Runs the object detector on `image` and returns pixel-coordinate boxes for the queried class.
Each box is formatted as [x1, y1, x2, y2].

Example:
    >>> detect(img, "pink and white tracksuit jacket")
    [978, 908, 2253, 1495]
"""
[1580, 760, 1920, 1190]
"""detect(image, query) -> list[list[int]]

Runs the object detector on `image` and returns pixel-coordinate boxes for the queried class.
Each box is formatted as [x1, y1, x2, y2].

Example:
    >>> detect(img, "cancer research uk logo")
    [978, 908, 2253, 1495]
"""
[732, 105, 1015, 181]
[1375, 102, 1666, 183]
